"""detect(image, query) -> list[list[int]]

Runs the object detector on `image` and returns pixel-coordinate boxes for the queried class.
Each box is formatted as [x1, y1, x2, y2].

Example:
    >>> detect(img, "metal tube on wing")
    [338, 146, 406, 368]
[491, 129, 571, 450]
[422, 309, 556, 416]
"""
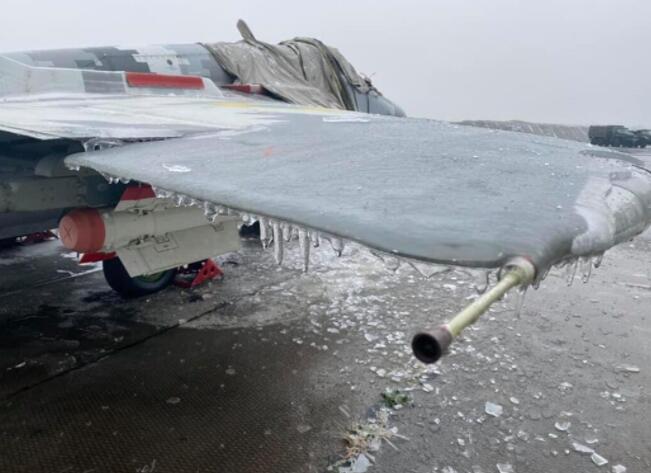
[412, 257, 536, 364]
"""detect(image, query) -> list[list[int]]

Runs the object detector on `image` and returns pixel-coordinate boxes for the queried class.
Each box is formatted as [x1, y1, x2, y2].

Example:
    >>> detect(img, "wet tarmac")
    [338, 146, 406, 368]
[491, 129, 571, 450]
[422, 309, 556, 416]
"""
[0, 225, 649, 473]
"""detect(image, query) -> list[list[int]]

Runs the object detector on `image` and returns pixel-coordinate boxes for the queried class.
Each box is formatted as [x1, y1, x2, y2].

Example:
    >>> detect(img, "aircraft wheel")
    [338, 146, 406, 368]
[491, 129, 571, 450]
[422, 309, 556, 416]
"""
[103, 257, 176, 298]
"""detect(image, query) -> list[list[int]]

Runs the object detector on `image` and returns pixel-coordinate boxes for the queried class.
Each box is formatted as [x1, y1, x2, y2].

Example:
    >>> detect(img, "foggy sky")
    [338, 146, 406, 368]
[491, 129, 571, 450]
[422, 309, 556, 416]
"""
[2, 0, 649, 126]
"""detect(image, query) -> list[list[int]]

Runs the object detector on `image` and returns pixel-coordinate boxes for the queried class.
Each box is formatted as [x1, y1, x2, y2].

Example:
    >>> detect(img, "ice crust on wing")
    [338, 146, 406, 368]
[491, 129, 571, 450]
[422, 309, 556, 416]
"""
[571, 172, 651, 256]
[79, 171, 618, 298]
[66, 112, 651, 273]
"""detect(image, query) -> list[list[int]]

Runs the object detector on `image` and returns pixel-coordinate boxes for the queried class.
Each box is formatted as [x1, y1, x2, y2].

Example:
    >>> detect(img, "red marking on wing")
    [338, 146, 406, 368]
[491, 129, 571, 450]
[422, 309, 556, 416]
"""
[120, 185, 156, 201]
[126, 72, 205, 90]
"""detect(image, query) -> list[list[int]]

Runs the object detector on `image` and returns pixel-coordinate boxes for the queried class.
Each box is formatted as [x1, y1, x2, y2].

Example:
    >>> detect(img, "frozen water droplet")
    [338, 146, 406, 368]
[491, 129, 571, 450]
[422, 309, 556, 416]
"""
[282, 223, 293, 242]
[383, 256, 401, 272]
[509, 397, 520, 405]
[533, 265, 551, 289]
[298, 229, 310, 272]
[566, 260, 578, 286]
[554, 421, 571, 432]
[513, 286, 527, 318]
[166, 396, 181, 405]
[310, 231, 320, 248]
[473, 270, 490, 294]
[591, 452, 608, 466]
[580, 257, 593, 283]
[593, 253, 604, 268]
[330, 237, 345, 257]
[272, 222, 284, 265]
[203, 202, 215, 218]
[485, 401, 503, 417]
[258, 217, 270, 248]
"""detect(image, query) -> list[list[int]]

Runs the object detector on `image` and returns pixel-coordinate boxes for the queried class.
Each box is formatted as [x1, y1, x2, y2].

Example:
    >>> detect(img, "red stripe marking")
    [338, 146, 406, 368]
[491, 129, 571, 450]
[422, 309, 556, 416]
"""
[126, 72, 205, 90]
[80, 252, 116, 264]
[222, 84, 265, 94]
[120, 185, 156, 201]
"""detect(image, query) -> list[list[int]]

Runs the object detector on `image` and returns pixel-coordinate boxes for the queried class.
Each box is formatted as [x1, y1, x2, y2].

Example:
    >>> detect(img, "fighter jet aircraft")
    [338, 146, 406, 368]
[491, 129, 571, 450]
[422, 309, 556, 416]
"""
[1, 21, 650, 362]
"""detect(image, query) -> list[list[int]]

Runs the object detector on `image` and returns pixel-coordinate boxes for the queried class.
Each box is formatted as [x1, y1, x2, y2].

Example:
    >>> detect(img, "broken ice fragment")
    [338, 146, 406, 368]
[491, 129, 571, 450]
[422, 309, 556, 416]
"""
[611, 464, 626, 473]
[591, 452, 608, 466]
[558, 381, 573, 392]
[485, 401, 503, 417]
[571, 441, 594, 454]
[554, 421, 571, 432]
[616, 364, 640, 373]
[342, 453, 371, 473]
[296, 424, 312, 434]
[509, 397, 520, 405]
[496, 463, 514, 473]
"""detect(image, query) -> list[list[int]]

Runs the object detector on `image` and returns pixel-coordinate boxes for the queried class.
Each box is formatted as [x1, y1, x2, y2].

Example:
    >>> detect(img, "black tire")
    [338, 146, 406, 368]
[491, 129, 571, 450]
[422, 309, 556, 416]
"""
[103, 257, 176, 297]
[0, 237, 17, 249]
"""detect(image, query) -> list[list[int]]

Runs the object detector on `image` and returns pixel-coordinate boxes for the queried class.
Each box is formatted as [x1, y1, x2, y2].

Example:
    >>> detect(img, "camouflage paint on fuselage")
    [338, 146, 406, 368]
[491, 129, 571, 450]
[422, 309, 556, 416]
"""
[3, 44, 233, 86]
[1, 43, 404, 117]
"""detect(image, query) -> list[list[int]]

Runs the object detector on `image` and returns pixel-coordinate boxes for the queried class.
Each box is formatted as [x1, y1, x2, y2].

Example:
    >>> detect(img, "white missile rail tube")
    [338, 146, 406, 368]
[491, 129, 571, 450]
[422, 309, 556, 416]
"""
[411, 257, 536, 364]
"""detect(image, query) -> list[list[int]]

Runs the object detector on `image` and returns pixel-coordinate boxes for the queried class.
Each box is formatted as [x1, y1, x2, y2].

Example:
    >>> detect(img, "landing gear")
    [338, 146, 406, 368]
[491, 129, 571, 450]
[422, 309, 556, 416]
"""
[102, 257, 177, 298]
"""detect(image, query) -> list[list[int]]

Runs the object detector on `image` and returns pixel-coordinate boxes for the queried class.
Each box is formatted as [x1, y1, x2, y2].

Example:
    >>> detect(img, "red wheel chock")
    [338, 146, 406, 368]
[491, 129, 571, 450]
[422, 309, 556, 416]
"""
[175, 259, 224, 288]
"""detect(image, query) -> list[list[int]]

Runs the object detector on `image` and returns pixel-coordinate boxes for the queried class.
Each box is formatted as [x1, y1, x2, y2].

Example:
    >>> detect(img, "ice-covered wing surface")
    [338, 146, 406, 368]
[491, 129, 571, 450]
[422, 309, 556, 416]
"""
[0, 92, 334, 140]
[459, 120, 589, 143]
[67, 115, 651, 271]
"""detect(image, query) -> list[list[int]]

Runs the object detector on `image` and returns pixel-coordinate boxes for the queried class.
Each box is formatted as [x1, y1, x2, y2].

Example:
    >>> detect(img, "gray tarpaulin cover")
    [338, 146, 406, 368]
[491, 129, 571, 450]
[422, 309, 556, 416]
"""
[204, 20, 371, 110]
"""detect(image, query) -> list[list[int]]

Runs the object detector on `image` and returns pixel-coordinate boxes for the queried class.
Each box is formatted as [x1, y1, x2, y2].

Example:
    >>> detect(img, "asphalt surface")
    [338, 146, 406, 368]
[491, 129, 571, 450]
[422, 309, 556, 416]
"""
[0, 152, 650, 473]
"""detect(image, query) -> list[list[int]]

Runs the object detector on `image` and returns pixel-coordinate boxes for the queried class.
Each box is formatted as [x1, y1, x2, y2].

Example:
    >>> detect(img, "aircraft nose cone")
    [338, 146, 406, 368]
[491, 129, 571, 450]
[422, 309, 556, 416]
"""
[59, 208, 105, 253]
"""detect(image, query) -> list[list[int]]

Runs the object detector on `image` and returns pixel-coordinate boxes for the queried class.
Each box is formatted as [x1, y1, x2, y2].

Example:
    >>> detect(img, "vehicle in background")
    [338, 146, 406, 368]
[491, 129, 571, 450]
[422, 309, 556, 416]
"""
[634, 129, 651, 148]
[588, 125, 643, 148]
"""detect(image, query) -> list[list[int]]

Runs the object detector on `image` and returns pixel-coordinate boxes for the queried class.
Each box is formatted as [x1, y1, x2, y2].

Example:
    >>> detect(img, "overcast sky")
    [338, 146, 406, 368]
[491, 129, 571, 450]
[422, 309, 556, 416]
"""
[1, 0, 649, 126]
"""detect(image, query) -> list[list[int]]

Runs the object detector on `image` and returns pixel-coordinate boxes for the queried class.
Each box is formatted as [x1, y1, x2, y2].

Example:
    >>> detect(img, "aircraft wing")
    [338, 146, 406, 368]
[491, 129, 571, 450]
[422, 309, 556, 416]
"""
[1, 59, 650, 274]
[63, 108, 651, 272]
